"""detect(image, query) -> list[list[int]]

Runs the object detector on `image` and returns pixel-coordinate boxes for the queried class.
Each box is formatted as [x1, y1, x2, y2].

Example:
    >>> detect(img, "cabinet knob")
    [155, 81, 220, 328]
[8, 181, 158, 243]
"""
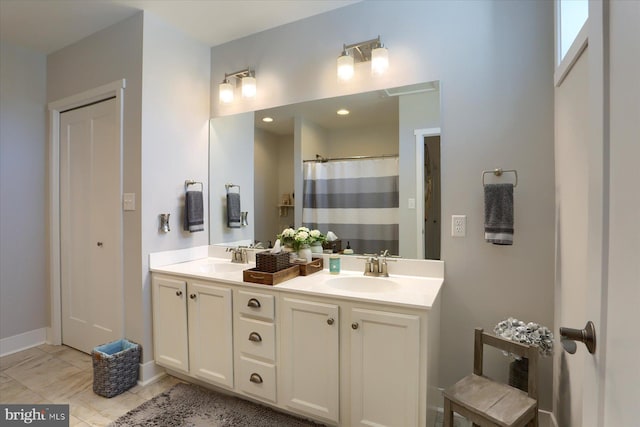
[249, 373, 263, 384]
[247, 298, 261, 308]
[189, 293, 197, 300]
[351, 322, 359, 330]
[327, 318, 335, 325]
[176, 290, 183, 297]
[97, 242, 103, 247]
[248, 332, 262, 342]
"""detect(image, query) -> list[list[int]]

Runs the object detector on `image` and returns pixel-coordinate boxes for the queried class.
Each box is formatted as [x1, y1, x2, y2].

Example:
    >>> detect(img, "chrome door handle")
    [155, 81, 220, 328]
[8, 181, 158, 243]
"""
[248, 332, 262, 342]
[560, 321, 596, 354]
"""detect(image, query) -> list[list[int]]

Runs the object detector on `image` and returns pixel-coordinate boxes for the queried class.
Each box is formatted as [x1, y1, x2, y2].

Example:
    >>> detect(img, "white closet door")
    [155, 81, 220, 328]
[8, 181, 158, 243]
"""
[60, 98, 122, 353]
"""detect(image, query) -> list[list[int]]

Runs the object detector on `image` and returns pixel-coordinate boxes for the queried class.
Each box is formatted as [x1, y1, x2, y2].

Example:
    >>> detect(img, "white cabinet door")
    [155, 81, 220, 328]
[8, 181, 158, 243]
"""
[350, 308, 420, 427]
[281, 297, 339, 423]
[188, 281, 234, 388]
[152, 276, 189, 372]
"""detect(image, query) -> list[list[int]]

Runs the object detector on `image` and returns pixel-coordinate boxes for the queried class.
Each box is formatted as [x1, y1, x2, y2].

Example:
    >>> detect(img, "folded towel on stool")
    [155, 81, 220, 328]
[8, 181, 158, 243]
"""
[484, 183, 514, 245]
[227, 192, 241, 228]
[184, 191, 204, 232]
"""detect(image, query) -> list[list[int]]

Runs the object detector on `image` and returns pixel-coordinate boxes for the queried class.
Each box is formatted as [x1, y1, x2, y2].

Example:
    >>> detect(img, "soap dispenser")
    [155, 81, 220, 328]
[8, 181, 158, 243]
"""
[343, 241, 353, 255]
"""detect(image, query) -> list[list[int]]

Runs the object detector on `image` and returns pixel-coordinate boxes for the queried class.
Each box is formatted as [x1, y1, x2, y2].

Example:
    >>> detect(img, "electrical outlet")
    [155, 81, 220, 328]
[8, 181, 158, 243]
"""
[451, 215, 466, 237]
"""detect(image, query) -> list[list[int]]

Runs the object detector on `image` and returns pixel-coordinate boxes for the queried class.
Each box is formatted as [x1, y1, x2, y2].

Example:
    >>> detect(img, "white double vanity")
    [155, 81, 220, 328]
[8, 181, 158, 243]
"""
[150, 245, 443, 427]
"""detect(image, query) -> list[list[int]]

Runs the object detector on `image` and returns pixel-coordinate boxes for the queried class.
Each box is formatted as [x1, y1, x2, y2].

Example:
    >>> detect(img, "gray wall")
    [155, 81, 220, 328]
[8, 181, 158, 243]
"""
[210, 0, 556, 409]
[0, 42, 47, 341]
[47, 12, 145, 356]
[140, 12, 211, 362]
[46, 11, 211, 364]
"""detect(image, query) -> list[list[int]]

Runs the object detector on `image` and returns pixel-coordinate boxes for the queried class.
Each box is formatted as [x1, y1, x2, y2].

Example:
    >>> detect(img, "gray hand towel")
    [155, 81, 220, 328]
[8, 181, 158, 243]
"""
[227, 192, 241, 228]
[184, 191, 204, 232]
[484, 183, 514, 245]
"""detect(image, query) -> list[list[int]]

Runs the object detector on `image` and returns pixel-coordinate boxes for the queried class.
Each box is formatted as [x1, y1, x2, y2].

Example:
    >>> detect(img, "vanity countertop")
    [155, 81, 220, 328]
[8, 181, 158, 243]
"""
[150, 256, 443, 310]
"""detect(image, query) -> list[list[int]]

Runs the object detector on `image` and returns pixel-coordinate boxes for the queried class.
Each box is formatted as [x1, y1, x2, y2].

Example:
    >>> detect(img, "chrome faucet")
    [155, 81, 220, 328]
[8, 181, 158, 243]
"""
[227, 247, 248, 264]
[361, 250, 394, 277]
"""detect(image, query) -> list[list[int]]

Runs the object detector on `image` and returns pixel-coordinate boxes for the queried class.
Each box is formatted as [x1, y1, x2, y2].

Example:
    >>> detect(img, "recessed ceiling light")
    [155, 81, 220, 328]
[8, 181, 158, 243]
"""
[337, 109, 350, 116]
[262, 117, 274, 123]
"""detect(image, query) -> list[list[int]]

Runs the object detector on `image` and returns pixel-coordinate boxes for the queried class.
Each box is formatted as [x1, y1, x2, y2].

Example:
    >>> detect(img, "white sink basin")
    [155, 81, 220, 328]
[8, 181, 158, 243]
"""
[323, 276, 398, 293]
[198, 262, 247, 274]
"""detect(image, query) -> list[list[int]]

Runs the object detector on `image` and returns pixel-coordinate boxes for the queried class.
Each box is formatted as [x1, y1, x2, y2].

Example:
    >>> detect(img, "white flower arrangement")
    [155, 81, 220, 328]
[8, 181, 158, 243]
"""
[278, 227, 326, 251]
[494, 317, 554, 358]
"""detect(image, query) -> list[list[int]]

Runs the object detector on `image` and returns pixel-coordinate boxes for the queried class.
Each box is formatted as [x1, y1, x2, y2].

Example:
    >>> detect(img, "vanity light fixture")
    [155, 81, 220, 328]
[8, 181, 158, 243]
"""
[218, 68, 256, 104]
[337, 36, 388, 81]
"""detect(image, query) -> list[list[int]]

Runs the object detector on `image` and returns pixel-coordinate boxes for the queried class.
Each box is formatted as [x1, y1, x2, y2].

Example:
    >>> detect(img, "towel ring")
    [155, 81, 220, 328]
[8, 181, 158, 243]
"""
[185, 180, 203, 191]
[225, 183, 240, 194]
[482, 168, 517, 187]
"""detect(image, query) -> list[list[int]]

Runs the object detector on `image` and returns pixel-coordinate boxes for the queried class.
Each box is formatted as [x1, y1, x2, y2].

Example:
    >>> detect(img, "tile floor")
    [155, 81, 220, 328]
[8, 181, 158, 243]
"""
[0, 344, 181, 426]
[1, 344, 469, 427]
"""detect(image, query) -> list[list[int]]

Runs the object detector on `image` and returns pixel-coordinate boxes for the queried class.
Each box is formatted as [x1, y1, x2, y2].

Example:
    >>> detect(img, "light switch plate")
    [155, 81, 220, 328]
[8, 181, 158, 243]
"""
[408, 198, 416, 209]
[123, 193, 136, 211]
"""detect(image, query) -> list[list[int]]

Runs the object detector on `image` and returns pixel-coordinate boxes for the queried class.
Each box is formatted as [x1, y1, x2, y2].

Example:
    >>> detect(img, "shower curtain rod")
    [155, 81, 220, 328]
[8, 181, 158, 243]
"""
[304, 154, 399, 163]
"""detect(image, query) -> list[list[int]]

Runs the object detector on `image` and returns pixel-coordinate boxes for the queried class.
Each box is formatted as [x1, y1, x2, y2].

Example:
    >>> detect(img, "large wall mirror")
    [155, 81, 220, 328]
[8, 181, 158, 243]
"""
[209, 81, 441, 260]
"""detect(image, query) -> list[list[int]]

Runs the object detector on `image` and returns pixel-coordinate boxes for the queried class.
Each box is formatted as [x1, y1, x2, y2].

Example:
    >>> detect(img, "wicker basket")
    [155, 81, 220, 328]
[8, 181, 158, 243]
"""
[256, 250, 291, 273]
[92, 339, 140, 398]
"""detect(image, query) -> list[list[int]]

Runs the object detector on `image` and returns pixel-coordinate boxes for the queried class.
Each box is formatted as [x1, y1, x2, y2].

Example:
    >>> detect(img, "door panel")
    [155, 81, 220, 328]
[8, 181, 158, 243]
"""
[60, 98, 122, 353]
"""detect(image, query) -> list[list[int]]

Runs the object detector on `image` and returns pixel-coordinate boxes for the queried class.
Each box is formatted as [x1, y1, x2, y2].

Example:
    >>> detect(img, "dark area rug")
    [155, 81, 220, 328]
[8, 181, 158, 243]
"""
[109, 382, 326, 427]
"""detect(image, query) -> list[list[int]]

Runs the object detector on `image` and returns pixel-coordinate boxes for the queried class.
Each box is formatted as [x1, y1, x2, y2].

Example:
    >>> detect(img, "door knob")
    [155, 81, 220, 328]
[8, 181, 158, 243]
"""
[560, 321, 596, 354]
[351, 322, 359, 330]
[189, 294, 197, 300]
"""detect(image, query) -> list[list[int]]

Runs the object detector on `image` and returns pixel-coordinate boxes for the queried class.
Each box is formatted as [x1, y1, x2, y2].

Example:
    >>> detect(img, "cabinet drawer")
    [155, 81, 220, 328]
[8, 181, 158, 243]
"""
[236, 317, 276, 361]
[237, 356, 276, 402]
[237, 290, 275, 321]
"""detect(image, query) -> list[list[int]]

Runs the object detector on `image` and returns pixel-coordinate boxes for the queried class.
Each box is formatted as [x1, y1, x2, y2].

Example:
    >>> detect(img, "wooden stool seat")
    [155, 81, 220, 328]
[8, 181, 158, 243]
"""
[444, 374, 537, 427]
[442, 328, 539, 427]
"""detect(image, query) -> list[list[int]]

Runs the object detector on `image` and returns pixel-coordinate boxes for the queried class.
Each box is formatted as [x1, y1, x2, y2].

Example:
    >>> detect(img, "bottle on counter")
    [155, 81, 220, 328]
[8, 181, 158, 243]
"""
[329, 254, 341, 274]
[343, 241, 353, 255]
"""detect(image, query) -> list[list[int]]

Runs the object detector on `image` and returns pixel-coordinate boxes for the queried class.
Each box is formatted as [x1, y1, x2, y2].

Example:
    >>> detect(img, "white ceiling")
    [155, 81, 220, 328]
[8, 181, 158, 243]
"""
[0, 0, 360, 54]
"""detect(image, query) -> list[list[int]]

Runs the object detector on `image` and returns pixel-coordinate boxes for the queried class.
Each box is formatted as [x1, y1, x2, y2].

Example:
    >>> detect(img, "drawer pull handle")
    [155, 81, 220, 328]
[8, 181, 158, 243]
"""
[249, 373, 263, 384]
[247, 298, 261, 308]
[352, 322, 359, 330]
[176, 291, 183, 297]
[327, 318, 335, 325]
[189, 293, 197, 300]
[248, 332, 262, 342]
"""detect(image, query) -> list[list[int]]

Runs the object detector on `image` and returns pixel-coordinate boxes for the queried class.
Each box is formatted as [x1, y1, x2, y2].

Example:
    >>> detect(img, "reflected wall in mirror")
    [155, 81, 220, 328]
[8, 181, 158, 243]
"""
[210, 81, 441, 260]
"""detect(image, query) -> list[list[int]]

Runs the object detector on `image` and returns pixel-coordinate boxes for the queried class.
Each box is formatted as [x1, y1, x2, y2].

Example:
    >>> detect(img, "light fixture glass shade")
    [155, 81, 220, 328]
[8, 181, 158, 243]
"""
[219, 81, 234, 104]
[337, 53, 354, 81]
[371, 46, 389, 76]
[242, 76, 256, 98]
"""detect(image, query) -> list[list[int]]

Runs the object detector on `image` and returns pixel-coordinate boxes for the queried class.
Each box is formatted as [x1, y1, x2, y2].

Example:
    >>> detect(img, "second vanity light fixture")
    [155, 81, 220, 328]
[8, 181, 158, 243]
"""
[219, 68, 256, 104]
[337, 35, 389, 81]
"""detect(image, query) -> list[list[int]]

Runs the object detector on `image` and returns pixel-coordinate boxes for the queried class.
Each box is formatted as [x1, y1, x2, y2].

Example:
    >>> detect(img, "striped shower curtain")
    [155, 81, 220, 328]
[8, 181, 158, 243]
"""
[302, 157, 399, 255]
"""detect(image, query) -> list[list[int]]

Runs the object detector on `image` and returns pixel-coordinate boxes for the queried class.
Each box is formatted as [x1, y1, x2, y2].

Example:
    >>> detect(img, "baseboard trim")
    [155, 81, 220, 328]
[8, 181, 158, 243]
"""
[0, 328, 47, 357]
[138, 360, 166, 386]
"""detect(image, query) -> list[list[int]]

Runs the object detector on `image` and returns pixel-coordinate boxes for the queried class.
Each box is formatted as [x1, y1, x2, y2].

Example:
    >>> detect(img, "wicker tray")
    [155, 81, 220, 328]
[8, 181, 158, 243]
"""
[297, 257, 323, 276]
[255, 250, 291, 273]
[243, 265, 299, 285]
